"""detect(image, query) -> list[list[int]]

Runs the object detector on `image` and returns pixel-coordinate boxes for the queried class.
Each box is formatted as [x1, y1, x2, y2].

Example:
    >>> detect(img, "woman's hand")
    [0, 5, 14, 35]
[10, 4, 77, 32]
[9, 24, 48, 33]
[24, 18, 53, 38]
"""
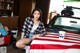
[32, 34, 41, 39]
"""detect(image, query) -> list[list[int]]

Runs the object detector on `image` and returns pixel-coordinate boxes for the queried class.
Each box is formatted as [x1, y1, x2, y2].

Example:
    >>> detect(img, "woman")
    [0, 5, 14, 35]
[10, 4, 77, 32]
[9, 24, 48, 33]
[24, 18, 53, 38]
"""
[16, 8, 46, 49]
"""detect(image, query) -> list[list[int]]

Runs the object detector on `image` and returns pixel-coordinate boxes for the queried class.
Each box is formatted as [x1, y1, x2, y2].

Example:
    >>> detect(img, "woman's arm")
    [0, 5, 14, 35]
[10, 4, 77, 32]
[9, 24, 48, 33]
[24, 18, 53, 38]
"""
[21, 17, 29, 39]
[21, 32, 25, 39]
[39, 22, 46, 36]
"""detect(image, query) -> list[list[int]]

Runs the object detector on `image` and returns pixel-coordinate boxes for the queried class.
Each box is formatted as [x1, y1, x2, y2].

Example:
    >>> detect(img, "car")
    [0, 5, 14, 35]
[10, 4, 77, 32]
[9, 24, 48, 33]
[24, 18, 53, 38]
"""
[46, 16, 80, 34]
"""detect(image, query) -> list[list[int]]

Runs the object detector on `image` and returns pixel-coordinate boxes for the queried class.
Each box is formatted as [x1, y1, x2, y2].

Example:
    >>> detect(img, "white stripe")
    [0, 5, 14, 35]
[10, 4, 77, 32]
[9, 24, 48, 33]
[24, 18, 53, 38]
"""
[30, 49, 80, 53]
[30, 50, 65, 53]
[31, 40, 76, 46]
[45, 35, 80, 40]
[36, 37, 80, 43]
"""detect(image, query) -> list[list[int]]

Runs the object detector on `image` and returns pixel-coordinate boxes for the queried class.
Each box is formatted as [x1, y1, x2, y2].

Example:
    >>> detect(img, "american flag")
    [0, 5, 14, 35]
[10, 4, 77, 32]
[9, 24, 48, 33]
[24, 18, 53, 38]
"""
[30, 32, 80, 53]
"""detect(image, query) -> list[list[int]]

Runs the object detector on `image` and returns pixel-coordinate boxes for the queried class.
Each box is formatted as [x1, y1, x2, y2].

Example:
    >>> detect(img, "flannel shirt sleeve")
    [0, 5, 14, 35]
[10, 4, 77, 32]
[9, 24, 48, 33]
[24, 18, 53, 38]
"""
[40, 23, 46, 36]
[22, 17, 29, 35]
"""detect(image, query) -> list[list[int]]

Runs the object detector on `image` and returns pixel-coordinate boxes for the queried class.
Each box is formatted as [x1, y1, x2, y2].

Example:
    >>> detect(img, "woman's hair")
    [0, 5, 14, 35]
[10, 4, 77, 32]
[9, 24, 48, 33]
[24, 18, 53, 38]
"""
[30, 8, 42, 21]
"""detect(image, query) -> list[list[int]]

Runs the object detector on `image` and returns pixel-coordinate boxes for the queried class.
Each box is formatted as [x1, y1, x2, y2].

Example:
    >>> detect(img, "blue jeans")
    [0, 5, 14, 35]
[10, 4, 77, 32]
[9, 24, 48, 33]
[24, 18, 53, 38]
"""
[28, 32, 34, 39]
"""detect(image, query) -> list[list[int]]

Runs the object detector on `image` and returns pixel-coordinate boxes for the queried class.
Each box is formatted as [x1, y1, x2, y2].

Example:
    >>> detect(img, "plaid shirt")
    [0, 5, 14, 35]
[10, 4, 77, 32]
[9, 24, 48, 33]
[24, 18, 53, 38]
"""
[22, 17, 46, 37]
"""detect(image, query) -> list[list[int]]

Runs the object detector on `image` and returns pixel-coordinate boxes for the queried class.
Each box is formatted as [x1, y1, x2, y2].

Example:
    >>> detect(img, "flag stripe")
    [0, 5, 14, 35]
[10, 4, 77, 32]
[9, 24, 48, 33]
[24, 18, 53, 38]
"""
[30, 44, 80, 49]
[31, 40, 76, 46]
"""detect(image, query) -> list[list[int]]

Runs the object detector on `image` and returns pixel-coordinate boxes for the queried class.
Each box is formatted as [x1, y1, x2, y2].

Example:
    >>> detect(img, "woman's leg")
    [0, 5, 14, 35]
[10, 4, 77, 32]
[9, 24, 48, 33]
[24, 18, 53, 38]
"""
[16, 38, 31, 49]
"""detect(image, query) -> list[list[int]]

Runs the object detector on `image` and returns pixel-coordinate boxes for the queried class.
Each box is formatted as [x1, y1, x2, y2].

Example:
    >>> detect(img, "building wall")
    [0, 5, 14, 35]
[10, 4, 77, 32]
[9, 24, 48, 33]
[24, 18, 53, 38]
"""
[18, 0, 32, 31]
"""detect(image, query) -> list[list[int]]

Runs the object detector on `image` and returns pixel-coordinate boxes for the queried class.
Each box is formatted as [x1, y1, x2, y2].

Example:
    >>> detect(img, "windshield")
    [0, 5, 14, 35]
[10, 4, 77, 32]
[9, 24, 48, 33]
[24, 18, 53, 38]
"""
[54, 17, 80, 28]
[48, 16, 80, 33]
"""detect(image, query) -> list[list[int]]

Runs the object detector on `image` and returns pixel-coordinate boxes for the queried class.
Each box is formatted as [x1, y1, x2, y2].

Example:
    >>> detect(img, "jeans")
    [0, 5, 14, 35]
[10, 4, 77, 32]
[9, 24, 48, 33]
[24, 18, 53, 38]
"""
[28, 32, 34, 39]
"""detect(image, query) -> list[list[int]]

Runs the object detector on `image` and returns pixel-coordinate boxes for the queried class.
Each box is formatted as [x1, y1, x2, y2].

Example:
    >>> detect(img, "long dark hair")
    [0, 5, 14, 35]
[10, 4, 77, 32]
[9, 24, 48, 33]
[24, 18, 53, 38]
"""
[30, 8, 42, 21]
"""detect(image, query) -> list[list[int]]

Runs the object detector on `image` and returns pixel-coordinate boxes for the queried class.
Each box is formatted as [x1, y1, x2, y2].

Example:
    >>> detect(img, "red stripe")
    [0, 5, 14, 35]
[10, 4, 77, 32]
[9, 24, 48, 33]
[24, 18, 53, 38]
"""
[30, 44, 80, 49]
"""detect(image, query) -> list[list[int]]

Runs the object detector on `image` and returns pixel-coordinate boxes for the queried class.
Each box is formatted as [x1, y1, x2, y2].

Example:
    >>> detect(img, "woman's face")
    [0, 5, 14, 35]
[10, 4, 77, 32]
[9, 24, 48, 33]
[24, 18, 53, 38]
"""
[33, 10, 40, 20]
